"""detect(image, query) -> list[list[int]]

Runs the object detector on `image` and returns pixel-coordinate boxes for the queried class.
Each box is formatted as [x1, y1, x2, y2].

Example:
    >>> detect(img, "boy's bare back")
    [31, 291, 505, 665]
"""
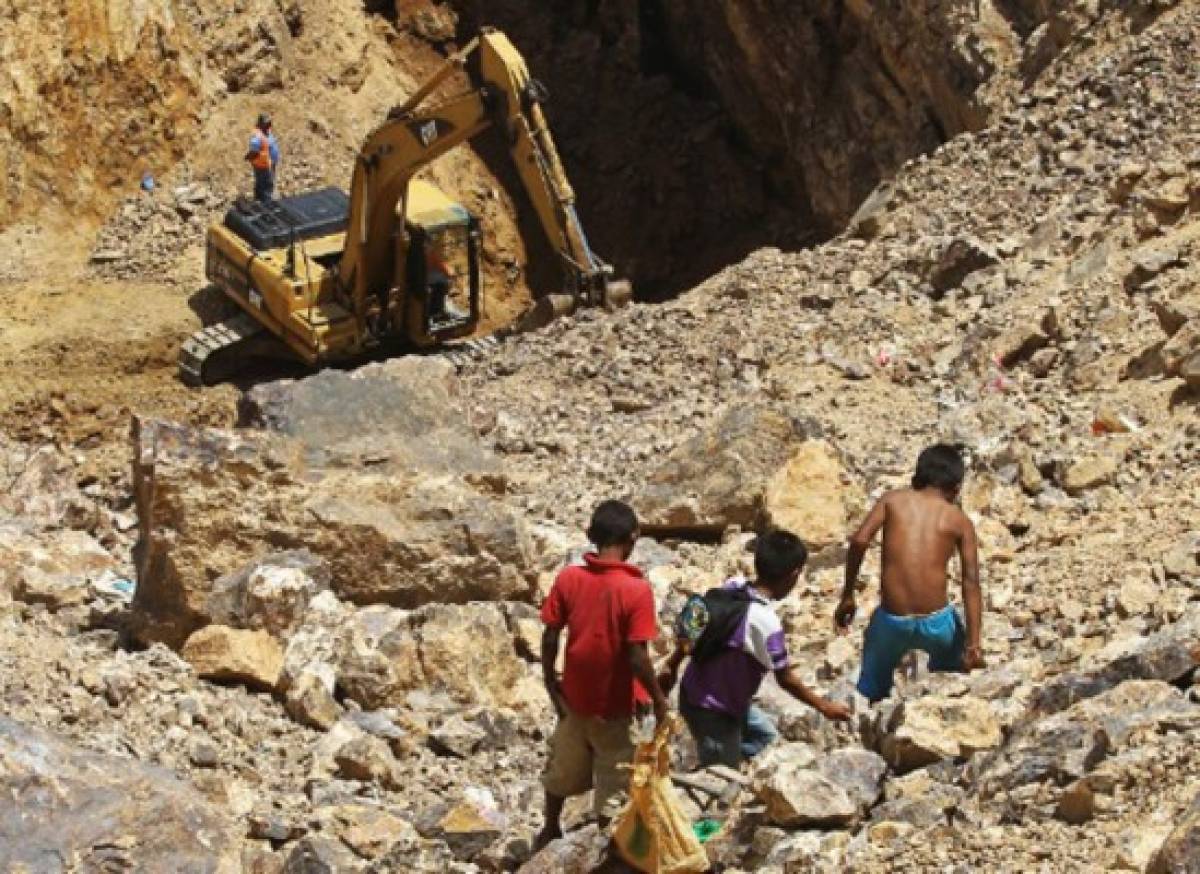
[836, 444, 984, 671]
[875, 489, 974, 615]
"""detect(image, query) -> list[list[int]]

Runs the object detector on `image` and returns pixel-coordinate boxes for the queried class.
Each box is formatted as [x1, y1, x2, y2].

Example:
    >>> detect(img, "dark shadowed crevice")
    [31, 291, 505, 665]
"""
[446, 0, 808, 301]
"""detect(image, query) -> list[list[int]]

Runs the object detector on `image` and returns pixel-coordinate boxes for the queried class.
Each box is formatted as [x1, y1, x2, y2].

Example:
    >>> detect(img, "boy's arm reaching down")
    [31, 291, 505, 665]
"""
[775, 667, 852, 722]
[656, 641, 689, 694]
[540, 625, 564, 717]
[958, 514, 985, 670]
[627, 642, 669, 726]
[836, 497, 887, 632]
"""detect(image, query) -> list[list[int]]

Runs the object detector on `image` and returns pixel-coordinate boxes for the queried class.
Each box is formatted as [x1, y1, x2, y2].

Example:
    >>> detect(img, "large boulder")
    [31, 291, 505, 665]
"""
[0, 523, 118, 610]
[638, 403, 852, 538]
[130, 416, 536, 648]
[976, 681, 1200, 797]
[1031, 606, 1200, 714]
[0, 717, 239, 872]
[637, 403, 800, 530]
[762, 440, 864, 553]
[870, 768, 964, 827]
[757, 768, 858, 828]
[822, 747, 890, 813]
[0, 440, 92, 529]
[877, 695, 1003, 773]
[239, 357, 501, 480]
[303, 473, 533, 606]
[181, 625, 284, 692]
[281, 591, 355, 730]
[335, 805, 420, 861]
[752, 743, 887, 827]
[336, 602, 532, 711]
[206, 549, 331, 638]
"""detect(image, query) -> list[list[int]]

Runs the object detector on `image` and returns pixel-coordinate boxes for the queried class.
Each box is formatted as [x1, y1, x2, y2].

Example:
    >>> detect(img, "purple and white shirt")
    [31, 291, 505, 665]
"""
[680, 577, 790, 717]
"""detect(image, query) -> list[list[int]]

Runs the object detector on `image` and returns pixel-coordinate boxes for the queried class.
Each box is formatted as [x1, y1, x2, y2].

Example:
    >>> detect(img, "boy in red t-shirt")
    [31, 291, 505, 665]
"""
[536, 500, 669, 850]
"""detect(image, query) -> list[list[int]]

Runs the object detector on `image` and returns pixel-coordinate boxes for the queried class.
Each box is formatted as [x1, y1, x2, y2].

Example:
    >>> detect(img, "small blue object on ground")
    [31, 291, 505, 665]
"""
[141, 172, 155, 192]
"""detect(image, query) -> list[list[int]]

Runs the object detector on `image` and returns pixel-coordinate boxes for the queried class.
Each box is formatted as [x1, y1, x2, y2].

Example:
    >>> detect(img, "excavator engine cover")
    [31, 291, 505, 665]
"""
[224, 188, 350, 250]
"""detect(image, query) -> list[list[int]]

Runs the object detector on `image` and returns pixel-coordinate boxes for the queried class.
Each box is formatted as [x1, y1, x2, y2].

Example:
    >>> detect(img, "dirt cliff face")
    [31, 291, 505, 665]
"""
[0, 0, 1038, 297]
[652, 0, 1017, 226]
[445, 0, 789, 298]
[0, 0, 202, 225]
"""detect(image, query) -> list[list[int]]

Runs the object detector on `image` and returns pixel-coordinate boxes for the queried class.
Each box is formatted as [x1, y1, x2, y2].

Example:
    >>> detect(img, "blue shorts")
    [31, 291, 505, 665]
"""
[856, 604, 965, 702]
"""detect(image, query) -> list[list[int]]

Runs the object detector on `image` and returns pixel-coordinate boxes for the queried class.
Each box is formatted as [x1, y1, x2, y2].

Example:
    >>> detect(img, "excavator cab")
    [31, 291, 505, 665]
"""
[402, 180, 481, 345]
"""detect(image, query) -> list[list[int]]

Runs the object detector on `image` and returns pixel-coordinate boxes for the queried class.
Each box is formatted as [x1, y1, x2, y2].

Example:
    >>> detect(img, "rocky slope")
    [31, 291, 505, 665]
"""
[0, 0, 1198, 872]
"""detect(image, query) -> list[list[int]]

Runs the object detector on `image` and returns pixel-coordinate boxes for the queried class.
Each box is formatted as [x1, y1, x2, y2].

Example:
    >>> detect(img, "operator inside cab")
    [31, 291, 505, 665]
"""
[426, 236, 454, 321]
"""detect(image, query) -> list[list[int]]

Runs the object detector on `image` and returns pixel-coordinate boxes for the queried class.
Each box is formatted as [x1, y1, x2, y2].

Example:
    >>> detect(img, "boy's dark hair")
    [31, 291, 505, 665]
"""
[912, 443, 966, 491]
[754, 529, 808, 584]
[586, 500, 639, 548]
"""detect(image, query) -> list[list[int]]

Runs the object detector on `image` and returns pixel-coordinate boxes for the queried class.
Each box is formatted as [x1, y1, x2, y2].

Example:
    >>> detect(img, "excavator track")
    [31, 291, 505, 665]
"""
[436, 333, 504, 370]
[178, 283, 626, 386]
[178, 312, 268, 387]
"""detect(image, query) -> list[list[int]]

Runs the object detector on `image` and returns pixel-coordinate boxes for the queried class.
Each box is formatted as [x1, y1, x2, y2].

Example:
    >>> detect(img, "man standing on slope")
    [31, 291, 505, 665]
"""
[536, 500, 669, 850]
[245, 112, 280, 202]
[834, 443, 985, 702]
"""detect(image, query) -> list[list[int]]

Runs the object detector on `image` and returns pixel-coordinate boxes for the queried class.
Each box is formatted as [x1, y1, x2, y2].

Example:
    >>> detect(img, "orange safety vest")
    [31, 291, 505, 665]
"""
[250, 132, 272, 170]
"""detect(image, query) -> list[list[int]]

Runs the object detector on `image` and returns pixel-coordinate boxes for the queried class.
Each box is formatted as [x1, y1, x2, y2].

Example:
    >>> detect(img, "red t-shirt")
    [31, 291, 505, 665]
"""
[540, 553, 658, 719]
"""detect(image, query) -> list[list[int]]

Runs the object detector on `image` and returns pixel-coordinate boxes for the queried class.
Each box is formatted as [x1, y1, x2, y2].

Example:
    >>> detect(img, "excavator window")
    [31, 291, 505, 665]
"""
[415, 218, 480, 336]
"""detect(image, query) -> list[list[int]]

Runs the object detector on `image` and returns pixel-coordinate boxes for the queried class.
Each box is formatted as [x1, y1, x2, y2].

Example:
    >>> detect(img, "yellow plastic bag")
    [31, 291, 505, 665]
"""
[612, 716, 710, 874]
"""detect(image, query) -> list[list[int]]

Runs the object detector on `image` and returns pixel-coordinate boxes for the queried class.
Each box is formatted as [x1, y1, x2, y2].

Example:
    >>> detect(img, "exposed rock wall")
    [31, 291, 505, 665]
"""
[0, 0, 202, 224]
[129, 359, 538, 649]
[0, 716, 240, 872]
[653, 0, 1018, 229]
[448, 0, 1041, 294]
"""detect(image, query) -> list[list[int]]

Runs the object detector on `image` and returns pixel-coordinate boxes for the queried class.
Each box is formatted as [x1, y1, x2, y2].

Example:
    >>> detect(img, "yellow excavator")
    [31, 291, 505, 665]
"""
[180, 28, 630, 385]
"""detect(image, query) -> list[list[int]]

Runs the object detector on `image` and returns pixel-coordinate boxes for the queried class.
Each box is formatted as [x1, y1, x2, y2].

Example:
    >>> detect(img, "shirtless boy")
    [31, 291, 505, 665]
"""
[834, 444, 984, 702]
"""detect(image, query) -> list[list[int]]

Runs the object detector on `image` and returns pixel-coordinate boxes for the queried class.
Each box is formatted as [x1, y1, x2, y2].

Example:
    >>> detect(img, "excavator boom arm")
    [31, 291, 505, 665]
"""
[477, 32, 610, 297]
[337, 89, 492, 335]
[335, 28, 625, 333]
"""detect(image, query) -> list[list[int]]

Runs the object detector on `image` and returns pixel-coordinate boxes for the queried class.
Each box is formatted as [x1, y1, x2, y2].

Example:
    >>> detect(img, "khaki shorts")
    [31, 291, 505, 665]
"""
[542, 705, 635, 816]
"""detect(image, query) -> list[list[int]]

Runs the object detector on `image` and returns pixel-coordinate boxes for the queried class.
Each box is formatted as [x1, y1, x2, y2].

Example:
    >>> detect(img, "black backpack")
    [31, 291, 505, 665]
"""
[677, 586, 756, 663]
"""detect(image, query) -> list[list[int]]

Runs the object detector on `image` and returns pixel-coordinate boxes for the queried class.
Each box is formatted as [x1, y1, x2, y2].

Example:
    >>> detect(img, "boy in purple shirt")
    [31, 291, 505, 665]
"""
[659, 530, 851, 767]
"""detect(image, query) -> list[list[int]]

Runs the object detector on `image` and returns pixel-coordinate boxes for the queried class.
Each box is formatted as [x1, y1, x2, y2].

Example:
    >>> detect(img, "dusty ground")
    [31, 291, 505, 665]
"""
[0, 215, 237, 489]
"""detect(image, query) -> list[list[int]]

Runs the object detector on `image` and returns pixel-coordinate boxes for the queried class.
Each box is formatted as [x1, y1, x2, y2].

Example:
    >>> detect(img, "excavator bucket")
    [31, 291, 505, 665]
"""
[603, 279, 633, 311]
[509, 278, 633, 335]
[509, 293, 577, 335]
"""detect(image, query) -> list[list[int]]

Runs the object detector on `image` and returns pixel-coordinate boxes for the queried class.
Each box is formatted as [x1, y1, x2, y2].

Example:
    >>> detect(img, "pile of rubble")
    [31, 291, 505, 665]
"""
[0, 0, 1198, 872]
